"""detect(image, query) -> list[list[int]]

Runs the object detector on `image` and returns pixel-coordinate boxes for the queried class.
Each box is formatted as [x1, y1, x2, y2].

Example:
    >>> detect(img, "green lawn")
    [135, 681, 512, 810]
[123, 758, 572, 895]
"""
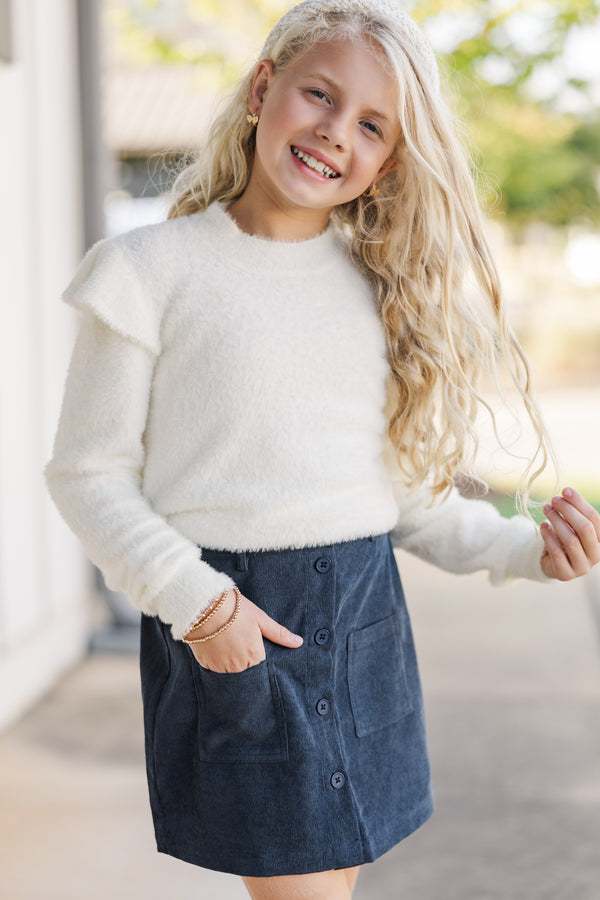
[488, 489, 600, 522]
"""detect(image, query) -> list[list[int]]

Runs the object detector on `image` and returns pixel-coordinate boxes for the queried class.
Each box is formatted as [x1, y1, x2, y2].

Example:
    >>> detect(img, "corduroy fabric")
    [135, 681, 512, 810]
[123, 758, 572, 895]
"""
[140, 532, 433, 877]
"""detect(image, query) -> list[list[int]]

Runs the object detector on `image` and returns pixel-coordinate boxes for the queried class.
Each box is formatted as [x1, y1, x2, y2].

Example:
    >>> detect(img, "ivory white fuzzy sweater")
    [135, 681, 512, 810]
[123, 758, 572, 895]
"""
[45, 203, 547, 639]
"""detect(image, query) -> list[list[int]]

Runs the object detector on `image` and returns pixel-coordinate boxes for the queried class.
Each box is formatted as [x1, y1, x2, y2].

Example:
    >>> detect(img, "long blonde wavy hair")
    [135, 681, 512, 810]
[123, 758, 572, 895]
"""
[168, 2, 554, 509]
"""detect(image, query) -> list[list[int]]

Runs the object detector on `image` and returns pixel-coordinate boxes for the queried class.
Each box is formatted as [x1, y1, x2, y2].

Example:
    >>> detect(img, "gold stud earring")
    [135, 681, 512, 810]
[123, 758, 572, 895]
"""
[364, 183, 380, 197]
[246, 111, 259, 127]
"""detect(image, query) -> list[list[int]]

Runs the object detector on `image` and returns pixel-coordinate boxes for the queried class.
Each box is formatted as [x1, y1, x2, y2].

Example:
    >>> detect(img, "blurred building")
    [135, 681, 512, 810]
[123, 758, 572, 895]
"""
[100, 20, 228, 234]
[0, 1, 100, 729]
[100, 0, 253, 231]
[102, 63, 213, 234]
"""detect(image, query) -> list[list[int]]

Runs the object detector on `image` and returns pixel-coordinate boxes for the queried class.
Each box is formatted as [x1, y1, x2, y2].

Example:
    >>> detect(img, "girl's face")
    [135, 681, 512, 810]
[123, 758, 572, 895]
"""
[244, 38, 401, 234]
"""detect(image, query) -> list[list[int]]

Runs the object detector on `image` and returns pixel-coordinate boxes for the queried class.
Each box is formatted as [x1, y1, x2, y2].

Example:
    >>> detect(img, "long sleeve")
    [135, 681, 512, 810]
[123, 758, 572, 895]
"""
[383, 441, 549, 585]
[44, 310, 235, 639]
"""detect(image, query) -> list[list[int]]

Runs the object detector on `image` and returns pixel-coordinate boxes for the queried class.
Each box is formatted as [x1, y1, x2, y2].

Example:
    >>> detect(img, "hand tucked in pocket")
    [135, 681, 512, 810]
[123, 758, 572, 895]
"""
[184, 589, 303, 674]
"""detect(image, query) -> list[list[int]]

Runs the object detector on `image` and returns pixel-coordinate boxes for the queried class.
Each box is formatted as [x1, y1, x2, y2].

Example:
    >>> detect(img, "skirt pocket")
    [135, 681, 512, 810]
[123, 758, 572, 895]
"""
[347, 613, 413, 738]
[191, 658, 289, 763]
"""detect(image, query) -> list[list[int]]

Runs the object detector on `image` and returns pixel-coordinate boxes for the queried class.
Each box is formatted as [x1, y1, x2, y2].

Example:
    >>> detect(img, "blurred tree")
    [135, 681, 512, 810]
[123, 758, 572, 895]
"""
[413, 0, 600, 227]
[104, 0, 600, 226]
[104, 0, 289, 80]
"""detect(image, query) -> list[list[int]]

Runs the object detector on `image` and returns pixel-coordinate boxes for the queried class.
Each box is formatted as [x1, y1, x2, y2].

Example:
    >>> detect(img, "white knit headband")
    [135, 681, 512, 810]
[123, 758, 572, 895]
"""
[262, 0, 440, 93]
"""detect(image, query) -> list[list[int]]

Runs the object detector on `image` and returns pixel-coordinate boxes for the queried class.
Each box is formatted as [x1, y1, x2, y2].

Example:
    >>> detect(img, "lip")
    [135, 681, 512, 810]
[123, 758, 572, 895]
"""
[291, 145, 342, 177]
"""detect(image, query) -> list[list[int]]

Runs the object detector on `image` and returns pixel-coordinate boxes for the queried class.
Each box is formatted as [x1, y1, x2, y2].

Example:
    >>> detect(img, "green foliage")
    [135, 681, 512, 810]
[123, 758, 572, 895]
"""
[410, 0, 600, 226]
[104, 0, 600, 226]
[104, 0, 289, 70]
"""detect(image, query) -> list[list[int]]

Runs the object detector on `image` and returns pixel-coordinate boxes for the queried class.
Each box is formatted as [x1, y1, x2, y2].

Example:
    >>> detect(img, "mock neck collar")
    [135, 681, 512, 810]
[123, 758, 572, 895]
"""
[192, 202, 342, 274]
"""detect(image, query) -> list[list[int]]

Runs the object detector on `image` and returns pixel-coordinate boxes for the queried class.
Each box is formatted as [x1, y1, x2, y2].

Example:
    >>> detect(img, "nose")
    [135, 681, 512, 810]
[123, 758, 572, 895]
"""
[316, 111, 350, 151]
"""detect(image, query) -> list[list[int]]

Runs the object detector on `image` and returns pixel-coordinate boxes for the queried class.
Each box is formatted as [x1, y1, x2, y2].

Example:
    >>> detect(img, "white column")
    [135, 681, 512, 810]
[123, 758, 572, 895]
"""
[0, 0, 96, 729]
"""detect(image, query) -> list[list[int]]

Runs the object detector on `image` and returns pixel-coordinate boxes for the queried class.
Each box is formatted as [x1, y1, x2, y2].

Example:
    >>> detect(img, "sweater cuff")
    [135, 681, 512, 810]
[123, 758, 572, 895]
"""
[151, 561, 236, 641]
[489, 518, 551, 586]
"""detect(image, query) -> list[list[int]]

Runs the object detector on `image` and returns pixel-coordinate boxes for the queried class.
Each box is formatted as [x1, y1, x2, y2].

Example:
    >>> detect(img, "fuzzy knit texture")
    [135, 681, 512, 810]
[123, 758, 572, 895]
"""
[45, 202, 548, 640]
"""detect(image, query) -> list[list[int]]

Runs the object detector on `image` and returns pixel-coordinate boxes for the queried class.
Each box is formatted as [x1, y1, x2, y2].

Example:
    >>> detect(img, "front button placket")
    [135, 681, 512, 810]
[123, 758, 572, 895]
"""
[308, 549, 349, 812]
[299, 542, 366, 857]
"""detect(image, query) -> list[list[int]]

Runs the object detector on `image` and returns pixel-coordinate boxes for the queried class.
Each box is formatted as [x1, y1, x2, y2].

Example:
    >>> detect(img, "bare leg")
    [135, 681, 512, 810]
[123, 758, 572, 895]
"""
[242, 867, 356, 900]
[344, 866, 361, 895]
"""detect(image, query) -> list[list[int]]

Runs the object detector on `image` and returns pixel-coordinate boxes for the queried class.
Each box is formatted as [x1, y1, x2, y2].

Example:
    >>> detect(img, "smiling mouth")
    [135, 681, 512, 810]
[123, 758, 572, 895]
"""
[291, 146, 341, 179]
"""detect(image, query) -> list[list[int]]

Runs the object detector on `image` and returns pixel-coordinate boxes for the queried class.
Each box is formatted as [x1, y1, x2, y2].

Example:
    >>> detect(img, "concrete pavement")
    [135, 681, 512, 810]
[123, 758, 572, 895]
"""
[1, 553, 599, 900]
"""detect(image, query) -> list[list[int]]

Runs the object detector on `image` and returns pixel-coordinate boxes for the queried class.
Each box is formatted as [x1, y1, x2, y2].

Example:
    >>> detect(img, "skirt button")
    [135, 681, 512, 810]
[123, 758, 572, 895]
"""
[314, 628, 331, 646]
[316, 698, 330, 716]
[330, 771, 346, 789]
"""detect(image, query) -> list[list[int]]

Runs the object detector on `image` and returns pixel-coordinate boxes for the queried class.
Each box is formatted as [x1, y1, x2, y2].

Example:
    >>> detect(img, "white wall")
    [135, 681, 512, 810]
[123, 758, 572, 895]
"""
[0, 0, 95, 729]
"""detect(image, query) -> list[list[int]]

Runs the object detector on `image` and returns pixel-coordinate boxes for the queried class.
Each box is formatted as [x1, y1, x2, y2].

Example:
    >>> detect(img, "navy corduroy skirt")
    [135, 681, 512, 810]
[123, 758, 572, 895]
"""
[139, 532, 433, 877]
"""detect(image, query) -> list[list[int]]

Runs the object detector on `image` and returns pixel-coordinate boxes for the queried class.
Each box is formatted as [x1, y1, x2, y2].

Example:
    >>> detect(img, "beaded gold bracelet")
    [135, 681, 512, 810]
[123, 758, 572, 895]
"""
[182, 587, 242, 645]
[185, 588, 230, 635]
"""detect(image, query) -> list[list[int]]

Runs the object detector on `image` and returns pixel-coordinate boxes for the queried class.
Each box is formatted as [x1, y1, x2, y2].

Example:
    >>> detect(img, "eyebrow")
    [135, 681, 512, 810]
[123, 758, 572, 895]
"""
[303, 72, 392, 123]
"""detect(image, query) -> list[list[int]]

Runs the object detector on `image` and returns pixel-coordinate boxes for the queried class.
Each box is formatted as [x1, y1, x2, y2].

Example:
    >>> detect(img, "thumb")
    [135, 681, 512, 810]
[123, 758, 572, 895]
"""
[258, 610, 303, 648]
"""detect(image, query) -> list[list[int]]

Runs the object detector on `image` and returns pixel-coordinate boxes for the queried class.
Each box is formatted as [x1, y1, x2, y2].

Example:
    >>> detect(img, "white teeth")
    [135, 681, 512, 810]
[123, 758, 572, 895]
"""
[292, 146, 339, 178]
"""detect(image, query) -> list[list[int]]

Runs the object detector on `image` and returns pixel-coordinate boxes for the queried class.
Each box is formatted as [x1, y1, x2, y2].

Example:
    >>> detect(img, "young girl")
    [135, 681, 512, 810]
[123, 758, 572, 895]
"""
[45, 1, 600, 897]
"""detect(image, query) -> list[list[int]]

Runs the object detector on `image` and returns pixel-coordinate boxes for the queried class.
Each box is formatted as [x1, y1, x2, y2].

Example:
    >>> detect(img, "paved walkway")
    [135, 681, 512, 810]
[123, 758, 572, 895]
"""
[1, 553, 599, 900]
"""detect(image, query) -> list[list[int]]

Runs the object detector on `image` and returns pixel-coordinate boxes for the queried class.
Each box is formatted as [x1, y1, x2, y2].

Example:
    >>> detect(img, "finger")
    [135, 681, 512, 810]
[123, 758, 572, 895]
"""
[560, 488, 600, 541]
[543, 505, 590, 576]
[217, 643, 267, 671]
[257, 610, 303, 648]
[550, 495, 600, 562]
[224, 659, 265, 673]
[540, 521, 575, 581]
[192, 647, 266, 673]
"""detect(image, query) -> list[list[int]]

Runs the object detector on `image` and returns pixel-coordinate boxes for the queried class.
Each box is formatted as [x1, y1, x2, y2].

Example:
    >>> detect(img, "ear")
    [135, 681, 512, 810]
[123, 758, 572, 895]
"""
[374, 157, 402, 184]
[248, 59, 275, 115]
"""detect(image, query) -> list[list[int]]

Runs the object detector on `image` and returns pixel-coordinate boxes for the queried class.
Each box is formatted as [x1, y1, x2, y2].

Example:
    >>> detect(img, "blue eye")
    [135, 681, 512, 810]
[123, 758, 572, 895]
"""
[308, 88, 329, 101]
[362, 121, 382, 137]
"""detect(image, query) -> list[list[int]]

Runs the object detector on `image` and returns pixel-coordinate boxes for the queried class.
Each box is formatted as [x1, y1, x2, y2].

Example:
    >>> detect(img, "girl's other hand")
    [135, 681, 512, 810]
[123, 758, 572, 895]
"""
[184, 590, 303, 673]
[540, 487, 600, 580]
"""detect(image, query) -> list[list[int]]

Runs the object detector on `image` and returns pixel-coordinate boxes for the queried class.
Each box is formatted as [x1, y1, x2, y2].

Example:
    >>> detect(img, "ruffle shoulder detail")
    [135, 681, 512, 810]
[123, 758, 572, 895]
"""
[61, 227, 168, 356]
